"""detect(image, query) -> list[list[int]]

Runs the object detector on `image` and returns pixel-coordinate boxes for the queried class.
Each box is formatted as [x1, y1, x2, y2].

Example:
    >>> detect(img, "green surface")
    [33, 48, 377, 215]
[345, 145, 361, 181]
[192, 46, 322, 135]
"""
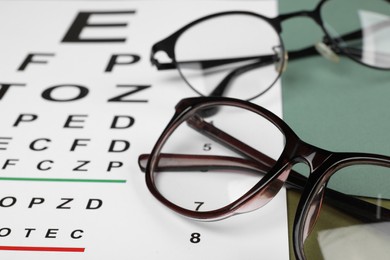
[279, 0, 390, 154]
[278, 0, 390, 259]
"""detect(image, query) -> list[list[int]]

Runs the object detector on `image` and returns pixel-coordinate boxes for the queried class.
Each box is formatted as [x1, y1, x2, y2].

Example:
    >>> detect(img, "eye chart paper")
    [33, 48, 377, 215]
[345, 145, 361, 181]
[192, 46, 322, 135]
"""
[0, 1, 288, 259]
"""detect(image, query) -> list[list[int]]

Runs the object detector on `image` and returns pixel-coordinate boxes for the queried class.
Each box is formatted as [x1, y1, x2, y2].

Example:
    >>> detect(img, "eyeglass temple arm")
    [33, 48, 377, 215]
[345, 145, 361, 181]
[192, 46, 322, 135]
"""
[151, 41, 341, 71]
[151, 42, 347, 98]
[151, 48, 278, 98]
[138, 151, 389, 222]
[208, 57, 277, 97]
[288, 46, 320, 61]
[186, 115, 390, 222]
[175, 55, 279, 99]
[138, 153, 270, 174]
[150, 29, 358, 71]
[151, 48, 277, 71]
[151, 41, 338, 71]
[138, 152, 300, 189]
[179, 55, 277, 70]
[151, 33, 368, 98]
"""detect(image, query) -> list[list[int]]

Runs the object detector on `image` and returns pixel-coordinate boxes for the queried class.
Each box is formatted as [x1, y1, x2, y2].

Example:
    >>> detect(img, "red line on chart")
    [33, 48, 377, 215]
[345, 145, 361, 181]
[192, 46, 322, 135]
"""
[0, 246, 85, 252]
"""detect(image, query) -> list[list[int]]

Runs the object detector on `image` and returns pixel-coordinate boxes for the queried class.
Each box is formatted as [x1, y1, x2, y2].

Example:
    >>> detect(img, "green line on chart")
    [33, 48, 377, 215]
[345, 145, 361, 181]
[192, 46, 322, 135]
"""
[0, 177, 126, 183]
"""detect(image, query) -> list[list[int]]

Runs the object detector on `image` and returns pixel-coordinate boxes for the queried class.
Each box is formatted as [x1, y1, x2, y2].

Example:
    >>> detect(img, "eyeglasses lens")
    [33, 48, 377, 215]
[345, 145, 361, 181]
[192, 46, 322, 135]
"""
[151, 104, 285, 213]
[304, 164, 390, 259]
[321, 0, 390, 69]
[174, 14, 284, 100]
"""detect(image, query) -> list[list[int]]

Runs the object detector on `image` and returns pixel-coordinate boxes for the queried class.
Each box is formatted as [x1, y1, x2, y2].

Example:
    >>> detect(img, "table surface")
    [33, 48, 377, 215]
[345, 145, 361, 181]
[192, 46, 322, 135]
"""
[279, 0, 389, 259]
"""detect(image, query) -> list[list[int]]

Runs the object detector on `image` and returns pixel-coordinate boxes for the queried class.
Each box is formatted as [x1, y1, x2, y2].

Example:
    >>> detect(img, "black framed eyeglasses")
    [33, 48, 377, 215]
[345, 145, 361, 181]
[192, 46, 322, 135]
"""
[151, 0, 390, 100]
[139, 97, 390, 260]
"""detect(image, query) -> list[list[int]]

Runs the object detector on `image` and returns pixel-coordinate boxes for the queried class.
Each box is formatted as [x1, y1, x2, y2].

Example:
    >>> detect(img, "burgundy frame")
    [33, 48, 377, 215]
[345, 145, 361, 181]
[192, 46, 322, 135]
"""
[139, 97, 390, 260]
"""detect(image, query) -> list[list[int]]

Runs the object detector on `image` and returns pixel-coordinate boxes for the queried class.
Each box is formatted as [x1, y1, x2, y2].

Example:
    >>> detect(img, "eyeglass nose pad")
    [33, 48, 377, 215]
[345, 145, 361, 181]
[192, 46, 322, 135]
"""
[302, 184, 326, 241]
[315, 42, 340, 63]
[236, 165, 291, 215]
[274, 49, 288, 73]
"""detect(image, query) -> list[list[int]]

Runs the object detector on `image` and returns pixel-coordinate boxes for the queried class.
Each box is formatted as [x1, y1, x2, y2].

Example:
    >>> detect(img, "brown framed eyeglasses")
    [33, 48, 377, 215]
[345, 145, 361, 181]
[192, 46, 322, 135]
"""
[139, 97, 390, 260]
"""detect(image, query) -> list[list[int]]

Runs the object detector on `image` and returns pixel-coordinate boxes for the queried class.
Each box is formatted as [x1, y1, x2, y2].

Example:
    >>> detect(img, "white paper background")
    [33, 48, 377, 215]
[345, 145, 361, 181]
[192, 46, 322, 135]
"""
[0, 1, 288, 259]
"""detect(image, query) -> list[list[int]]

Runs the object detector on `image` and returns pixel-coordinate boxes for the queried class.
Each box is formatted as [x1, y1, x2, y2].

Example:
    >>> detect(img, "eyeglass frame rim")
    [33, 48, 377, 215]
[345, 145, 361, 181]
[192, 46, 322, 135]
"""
[150, 10, 286, 101]
[143, 96, 390, 260]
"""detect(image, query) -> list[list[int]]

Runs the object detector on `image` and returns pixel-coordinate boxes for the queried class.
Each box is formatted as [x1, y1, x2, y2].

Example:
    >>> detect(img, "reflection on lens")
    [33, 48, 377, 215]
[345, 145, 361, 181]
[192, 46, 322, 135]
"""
[152, 104, 285, 213]
[321, 0, 390, 69]
[174, 13, 284, 100]
[304, 164, 390, 260]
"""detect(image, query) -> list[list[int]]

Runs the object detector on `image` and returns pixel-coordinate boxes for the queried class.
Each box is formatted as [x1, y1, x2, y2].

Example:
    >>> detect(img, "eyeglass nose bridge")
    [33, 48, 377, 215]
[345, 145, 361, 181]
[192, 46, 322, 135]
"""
[290, 141, 334, 244]
[276, 2, 343, 64]
[277, 0, 325, 25]
[291, 140, 332, 173]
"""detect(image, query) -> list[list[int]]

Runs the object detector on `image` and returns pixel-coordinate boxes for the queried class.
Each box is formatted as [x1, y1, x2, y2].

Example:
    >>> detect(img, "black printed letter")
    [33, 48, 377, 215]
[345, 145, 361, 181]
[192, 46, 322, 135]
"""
[105, 54, 140, 72]
[0, 83, 25, 100]
[18, 53, 55, 71]
[108, 85, 150, 103]
[62, 11, 136, 43]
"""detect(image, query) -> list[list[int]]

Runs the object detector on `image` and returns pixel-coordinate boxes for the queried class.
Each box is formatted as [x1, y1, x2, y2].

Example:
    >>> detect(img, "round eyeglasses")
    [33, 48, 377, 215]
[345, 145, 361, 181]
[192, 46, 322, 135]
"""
[139, 97, 390, 260]
[151, 0, 390, 100]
